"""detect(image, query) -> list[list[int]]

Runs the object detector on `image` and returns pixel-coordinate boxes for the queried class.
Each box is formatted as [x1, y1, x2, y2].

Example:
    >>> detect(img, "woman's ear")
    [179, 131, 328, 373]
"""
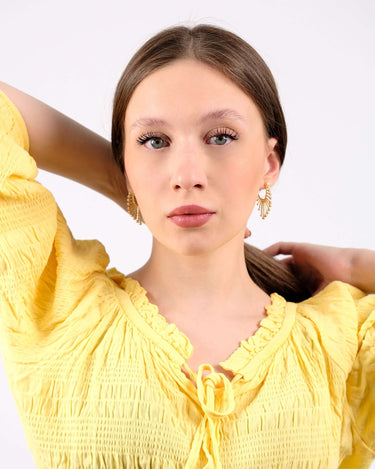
[264, 137, 280, 186]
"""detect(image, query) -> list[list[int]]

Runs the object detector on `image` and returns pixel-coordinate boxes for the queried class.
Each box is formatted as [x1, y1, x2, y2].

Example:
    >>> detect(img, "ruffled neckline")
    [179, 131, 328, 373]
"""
[121, 275, 294, 379]
[219, 293, 294, 379]
[122, 275, 193, 361]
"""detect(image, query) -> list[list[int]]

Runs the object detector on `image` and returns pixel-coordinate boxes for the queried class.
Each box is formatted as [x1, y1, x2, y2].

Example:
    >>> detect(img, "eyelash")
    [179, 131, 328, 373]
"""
[136, 128, 239, 147]
[207, 128, 239, 143]
[136, 132, 166, 146]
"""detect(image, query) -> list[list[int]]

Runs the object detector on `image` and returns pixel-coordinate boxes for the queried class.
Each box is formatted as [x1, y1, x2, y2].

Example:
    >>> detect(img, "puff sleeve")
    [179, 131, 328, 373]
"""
[296, 281, 375, 467]
[341, 288, 375, 467]
[0, 90, 111, 363]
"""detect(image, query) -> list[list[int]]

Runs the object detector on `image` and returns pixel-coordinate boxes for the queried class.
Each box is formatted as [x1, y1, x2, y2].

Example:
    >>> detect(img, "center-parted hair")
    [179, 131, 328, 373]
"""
[111, 24, 310, 301]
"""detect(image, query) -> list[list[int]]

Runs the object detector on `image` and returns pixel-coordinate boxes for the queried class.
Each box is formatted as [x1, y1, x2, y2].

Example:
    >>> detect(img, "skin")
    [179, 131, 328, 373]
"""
[265, 242, 375, 294]
[123, 59, 280, 372]
[0, 82, 127, 209]
[1, 82, 373, 299]
[124, 60, 279, 257]
[1, 79, 374, 377]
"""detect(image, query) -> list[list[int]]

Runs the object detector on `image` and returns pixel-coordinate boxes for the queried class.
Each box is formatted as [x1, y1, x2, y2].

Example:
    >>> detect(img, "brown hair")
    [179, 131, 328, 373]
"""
[112, 24, 311, 302]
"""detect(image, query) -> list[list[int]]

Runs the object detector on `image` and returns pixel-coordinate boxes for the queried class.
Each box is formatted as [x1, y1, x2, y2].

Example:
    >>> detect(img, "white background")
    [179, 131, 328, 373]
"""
[1, 0, 374, 467]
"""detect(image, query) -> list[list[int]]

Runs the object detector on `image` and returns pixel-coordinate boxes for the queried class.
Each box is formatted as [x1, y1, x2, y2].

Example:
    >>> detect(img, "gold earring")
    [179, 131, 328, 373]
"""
[127, 190, 143, 225]
[256, 183, 272, 219]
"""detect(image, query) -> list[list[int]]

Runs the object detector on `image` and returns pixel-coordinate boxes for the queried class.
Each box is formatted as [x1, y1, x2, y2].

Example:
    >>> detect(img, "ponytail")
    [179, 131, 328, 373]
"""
[244, 243, 311, 302]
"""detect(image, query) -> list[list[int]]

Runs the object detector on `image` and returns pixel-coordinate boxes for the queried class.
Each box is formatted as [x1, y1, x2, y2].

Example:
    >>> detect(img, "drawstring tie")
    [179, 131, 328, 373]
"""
[184, 364, 235, 468]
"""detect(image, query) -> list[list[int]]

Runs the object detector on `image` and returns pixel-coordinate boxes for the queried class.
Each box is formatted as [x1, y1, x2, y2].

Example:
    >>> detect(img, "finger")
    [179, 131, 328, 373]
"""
[264, 247, 294, 264]
[264, 242, 299, 257]
[263, 243, 282, 256]
[279, 256, 294, 265]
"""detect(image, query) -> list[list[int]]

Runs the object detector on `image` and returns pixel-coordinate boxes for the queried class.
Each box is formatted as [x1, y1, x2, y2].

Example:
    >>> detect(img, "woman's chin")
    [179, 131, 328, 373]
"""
[155, 233, 235, 258]
[150, 223, 241, 258]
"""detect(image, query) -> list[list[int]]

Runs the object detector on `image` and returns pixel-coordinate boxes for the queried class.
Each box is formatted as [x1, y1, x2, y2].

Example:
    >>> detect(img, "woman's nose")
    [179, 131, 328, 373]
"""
[170, 148, 208, 192]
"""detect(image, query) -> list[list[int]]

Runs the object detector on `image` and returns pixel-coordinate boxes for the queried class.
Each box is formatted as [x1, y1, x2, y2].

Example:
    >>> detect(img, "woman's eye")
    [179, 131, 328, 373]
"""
[136, 134, 169, 149]
[145, 137, 168, 149]
[207, 131, 238, 146]
[208, 134, 230, 145]
[136, 130, 237, 148]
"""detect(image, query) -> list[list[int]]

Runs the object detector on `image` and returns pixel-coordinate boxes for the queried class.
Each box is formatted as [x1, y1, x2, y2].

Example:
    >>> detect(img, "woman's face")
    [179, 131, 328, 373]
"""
[124, 59, 280, 256]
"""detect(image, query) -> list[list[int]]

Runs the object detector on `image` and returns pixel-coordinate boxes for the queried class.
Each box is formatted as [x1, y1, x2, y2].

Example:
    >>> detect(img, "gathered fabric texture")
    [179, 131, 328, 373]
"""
[0, 90, 374, 468]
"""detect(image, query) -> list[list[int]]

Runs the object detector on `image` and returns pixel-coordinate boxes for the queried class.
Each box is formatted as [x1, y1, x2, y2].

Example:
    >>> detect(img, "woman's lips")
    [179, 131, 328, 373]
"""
[168, 213, 214, 227]
[167, 205, 215, 228]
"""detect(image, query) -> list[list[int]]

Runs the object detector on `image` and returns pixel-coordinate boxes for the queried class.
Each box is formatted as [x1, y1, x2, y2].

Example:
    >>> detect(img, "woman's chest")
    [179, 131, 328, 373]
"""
[14, 321, 348, 469]
[169, 313, 263, 379]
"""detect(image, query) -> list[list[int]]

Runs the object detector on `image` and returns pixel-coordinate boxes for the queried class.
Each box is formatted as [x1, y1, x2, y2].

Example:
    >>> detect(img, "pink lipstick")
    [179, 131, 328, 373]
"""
[167, 205, 215, 228]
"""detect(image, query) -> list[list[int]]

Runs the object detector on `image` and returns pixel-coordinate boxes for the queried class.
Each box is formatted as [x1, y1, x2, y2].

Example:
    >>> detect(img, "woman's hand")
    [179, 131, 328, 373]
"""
[264, 242, 375, 294]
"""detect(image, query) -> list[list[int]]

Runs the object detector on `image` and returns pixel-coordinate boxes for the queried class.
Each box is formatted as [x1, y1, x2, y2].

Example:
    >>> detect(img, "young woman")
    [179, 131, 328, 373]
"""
[0, 24, 374, 469]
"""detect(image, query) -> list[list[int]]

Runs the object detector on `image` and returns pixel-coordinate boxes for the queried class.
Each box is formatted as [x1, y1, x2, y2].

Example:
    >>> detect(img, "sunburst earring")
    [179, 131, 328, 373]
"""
[127, 190, 143, 225]
[256, 183, 272, 219]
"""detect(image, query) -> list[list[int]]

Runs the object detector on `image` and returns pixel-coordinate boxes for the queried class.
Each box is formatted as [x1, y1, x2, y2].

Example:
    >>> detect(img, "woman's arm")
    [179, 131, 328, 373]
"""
[349, 248, 375, 293]
[0, 82, 128, 210]
[264, 242, 375, 294]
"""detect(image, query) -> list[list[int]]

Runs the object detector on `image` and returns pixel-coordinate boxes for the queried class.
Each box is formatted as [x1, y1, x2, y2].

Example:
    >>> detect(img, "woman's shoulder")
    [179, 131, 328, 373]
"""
[298, 280, 374, 326]
[293, 281, 375, 373]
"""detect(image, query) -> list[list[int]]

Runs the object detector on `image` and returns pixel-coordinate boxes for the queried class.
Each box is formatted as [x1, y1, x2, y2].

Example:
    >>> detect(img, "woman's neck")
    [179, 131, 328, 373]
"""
[129, 235, 270, 322]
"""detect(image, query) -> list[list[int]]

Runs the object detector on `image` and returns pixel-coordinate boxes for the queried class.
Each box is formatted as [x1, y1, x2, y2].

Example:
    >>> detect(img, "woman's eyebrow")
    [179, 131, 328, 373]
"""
[131, 117, 167, 129]
[130, 108, 246, 130]
[198, 108, 246, 125]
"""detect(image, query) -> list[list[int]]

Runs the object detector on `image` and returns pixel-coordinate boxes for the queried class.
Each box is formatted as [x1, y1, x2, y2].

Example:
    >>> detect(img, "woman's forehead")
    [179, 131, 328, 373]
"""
[125, 59, 261, 129]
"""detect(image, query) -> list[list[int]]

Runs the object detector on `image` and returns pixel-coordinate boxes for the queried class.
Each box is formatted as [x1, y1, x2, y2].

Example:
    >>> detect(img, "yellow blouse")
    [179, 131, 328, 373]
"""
[0, 90, 374, 469]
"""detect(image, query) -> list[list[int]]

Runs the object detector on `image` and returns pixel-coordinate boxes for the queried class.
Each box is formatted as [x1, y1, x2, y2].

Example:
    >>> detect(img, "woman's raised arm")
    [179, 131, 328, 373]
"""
[0, 82, 128, 210]
[265, 242, 375, 294]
